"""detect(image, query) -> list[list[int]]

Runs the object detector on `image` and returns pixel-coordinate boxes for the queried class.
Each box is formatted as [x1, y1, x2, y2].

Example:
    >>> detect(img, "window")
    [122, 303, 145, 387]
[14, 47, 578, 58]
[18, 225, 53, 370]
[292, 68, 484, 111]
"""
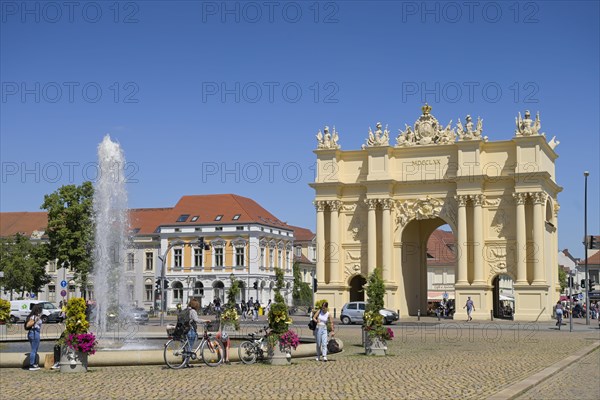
[269, 249, 274, 269]
[127, 253, 135, 271]
[214, 248, 224, 267]
[48, 261, 56, 273]
[295, 246, 302, 257]
[285, 250, 290, 269]
[215, 215, 223, 221]
[232, 214, 241, 220]
[191, 216, 199, 222]
[215, 227, 223, 231]
[48, 285, 56, 302]
[358, 303, 366, 311]
[145, 284, 153, 302]
[173, 282, 183, 300]
[236, 226, 244, 231]
[260, 247, 265, 269]
[278, 249, 283, 268]
[347, 303, 357, 310]
[177, 214, 190, 222]
[145, 252, 153, 271]
[194, 248, 203, 268]
[174, 248, 182, 268]
[194, 281, 204, 296]
[235, 246, 245, 267]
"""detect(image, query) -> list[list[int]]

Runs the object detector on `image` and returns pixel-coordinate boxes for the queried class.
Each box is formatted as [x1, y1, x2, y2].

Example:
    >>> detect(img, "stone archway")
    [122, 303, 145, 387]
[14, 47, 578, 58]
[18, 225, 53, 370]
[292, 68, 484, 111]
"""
[349, 275, 366, 302]
[311, 106, 562, 321]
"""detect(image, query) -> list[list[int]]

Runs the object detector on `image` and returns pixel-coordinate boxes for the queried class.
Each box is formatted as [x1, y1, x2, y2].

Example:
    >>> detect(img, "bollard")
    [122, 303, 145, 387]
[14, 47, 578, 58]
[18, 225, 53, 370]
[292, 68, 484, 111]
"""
[490, 310, 494, 321]
[437, 310, 441, 321]
[417, 309, 421, 321]
[334, 308, 337, 319]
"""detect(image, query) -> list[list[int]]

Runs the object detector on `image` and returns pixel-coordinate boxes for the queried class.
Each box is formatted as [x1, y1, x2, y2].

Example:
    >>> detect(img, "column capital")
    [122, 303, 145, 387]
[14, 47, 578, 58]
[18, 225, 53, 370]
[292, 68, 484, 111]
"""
[365, 198, 379, 209]
[455, 195, 469, 207]
[472, 194, 485, 206]
[532, 192, 547, 204]
[327, 200, 342, 212]
[314, 200, 327, 212]
[380, 198, 394, 210]
[512, 192, 528, 205]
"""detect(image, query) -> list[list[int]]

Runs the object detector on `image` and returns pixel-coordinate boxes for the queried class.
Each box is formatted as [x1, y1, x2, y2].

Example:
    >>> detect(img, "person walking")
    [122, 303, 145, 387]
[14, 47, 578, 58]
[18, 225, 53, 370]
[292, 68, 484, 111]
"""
[240, 300, 247, 321]
[555, 301, 564, 329]
[25, 304, 43, 371]
[253, 299, 260, 321]
[464, 297, 475, 322]
[312, 302, 335, 362]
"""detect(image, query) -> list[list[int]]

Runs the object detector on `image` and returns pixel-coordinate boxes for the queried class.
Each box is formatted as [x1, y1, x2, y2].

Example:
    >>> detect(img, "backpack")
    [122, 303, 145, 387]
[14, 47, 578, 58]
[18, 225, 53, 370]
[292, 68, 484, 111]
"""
[327, 338, 340, 354]
[173, 309, 194, 337]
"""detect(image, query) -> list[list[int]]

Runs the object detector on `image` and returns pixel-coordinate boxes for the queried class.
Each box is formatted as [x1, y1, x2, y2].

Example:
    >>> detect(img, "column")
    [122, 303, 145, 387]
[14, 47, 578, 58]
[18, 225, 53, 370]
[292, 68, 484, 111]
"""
[315, 201, 326, 284]
[329, 200, 341, 283]
[381, 199, 392, 282]
[366, 199, 378, 275]
[513, 193, 527, 284]
[455, 195, 468, 284]
[532, 192, 546, 284]
[472, 194, 485, 284]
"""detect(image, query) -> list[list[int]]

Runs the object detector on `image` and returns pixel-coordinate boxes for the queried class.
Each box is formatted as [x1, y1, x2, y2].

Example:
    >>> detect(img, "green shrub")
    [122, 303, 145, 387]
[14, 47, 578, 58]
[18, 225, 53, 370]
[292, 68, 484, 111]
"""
[0, 299, 10, 324]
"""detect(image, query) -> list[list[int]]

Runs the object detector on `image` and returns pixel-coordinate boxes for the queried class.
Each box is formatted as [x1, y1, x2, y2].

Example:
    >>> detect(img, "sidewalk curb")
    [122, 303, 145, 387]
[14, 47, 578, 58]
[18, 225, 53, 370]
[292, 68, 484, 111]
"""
[487, 340, 600, 400]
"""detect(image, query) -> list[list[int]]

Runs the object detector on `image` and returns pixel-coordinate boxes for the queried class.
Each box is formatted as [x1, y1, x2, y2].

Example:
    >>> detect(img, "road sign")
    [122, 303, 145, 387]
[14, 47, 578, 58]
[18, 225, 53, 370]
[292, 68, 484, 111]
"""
[578, 293, 583, 301]
[30, 293, 36, 298]
[60, 290, 67, 297]
[443, 292, 449, 299]
[60, 280, 67, 288]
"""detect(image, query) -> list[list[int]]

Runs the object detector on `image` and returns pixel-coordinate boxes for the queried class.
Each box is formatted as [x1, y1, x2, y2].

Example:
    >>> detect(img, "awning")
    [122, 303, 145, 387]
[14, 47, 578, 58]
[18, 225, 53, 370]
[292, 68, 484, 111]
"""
[499, 294, 514, 301]
[428, 291, 455, 301]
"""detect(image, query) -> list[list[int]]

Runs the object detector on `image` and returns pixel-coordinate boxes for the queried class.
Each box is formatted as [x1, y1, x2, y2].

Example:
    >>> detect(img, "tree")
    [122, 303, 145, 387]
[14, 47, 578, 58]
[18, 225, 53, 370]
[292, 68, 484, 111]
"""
[0, 234, 50, 299]
[268, 267, 290, 335]
[41, 182, 94, 295]
[226, 276, 241, 308]
[292, 262, 312, 308]
[558, 265, 568, 293]
[365, 267, 385, 313]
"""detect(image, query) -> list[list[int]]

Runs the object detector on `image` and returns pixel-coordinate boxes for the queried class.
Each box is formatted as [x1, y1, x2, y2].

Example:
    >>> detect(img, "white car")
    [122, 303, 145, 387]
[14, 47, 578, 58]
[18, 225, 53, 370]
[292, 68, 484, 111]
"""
[9, 300, 64, 323]
[339, 301, 399, 325]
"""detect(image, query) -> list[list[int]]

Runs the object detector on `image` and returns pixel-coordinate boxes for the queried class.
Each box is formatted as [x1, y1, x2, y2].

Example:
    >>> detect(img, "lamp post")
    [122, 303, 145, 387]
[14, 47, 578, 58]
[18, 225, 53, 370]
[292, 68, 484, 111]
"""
[584, 171, 590, 325]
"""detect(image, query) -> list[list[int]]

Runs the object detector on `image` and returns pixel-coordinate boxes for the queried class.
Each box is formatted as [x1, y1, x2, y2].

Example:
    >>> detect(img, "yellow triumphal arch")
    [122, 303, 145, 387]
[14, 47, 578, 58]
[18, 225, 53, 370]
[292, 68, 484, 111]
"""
[310, 106, 562, 321]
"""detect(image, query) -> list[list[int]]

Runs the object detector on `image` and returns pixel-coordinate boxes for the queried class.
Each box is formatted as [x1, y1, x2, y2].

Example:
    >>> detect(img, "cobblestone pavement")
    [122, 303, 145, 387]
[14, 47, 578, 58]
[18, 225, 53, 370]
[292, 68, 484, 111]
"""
[515, 348, 600, 400]
[1, 322, 599, 400]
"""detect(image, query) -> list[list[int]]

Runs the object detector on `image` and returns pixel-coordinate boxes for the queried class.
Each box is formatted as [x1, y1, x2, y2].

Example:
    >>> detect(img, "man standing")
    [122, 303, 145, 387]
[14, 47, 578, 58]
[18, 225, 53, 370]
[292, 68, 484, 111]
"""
[464, 296, 475, 322]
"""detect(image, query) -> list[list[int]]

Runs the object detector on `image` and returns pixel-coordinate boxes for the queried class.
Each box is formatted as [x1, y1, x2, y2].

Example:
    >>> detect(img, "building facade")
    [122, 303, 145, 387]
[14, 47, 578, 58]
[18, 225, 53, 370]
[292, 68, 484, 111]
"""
[311, 106, 562, 321]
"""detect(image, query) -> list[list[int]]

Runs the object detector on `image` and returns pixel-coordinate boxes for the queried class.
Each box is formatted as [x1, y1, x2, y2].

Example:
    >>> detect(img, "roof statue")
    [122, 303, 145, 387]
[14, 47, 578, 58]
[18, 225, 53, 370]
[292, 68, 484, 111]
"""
[456, 114, 487, 141]
[396, 104, 456, 147]
[548, 135, 560, 150]
[362, 122, 390, 149]
[515, 110, 543, 136]
[316, 125, 340, 150]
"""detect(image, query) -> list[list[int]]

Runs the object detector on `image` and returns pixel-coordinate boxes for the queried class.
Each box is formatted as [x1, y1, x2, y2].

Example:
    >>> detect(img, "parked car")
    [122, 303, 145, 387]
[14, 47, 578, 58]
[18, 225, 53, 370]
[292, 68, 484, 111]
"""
[9, 300, 64, 323]
[130, 307, 149, 324]
[340, 301, 399, 325]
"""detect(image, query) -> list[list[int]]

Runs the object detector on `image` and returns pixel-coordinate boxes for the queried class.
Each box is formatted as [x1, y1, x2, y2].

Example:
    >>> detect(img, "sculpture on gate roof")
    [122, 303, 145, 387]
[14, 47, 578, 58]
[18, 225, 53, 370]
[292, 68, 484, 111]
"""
[515, 110, 543, 136]
[396, 104, 456, 147]
[362, 122, 390, 149]
[316, 125, 340, 149]
[456, 114, 487, 141]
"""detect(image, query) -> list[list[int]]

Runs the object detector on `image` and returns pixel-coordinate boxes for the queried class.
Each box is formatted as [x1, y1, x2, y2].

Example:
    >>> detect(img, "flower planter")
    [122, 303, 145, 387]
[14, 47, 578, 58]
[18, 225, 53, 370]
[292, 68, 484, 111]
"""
[267, 342, 291, 366]
[364, 333, 387, 356]
[59, 345, 89, 373]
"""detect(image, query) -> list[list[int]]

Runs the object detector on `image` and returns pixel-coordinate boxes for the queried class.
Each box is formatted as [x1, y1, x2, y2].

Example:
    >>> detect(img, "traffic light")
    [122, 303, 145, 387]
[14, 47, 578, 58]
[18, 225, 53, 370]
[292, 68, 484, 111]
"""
[198, 237, 210, 250]
[253, 281, 258, 289]
[164, 279, 169, 289]
[589, 236, 598, 250]
[581, 279, 586, 289]
[155, 279, 161, 290]
[313, 278, 318, 293]
[567, 276, 574, 287]
[589, 280, 596, 291]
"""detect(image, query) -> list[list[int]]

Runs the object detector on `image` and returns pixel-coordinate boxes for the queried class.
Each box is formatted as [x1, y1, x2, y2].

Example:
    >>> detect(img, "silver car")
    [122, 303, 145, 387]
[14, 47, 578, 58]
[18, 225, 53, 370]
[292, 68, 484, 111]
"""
[130, 307, 149, 324]
[340, 301, 399, 325]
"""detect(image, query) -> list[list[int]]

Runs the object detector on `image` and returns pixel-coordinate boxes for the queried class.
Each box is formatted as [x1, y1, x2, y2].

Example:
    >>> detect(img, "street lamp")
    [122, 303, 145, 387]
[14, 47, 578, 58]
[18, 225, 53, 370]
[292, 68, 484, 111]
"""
[584, 171, 590, 325]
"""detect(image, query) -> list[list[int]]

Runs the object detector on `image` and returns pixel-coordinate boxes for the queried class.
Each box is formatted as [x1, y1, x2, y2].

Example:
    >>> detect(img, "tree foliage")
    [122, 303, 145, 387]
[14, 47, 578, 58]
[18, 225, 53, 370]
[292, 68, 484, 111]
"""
[0, 234, 50, 298]
[292, 262, 312, 307]
[268, 267, 290, 334]
[365, 267, 385, 313]
[226, 276, 241, 308]
[41, 182, 94, 289]
[558, 265, 568, 293]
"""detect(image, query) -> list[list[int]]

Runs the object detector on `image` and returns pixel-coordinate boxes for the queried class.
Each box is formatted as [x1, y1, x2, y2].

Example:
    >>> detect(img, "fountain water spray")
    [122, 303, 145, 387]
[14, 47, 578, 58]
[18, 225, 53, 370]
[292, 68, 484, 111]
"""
[91, 135, 130, 336]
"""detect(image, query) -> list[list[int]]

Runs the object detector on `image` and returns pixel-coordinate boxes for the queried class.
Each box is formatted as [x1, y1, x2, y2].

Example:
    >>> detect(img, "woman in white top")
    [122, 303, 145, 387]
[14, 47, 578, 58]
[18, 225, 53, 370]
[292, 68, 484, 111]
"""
[312, 302, 335, 361]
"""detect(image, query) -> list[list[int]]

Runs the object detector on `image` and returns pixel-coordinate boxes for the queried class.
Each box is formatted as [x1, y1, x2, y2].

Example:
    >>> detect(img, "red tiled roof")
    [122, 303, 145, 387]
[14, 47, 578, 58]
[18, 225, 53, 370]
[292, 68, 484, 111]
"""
[0, 212, 48, 237]
[579, 250, 600, 266]
[427, 229, 456, 265]
[129, 208, 173, 235]
[288, 225, 315, 242]
[164, 194, 290, 229]
[294, 254, 313, 264]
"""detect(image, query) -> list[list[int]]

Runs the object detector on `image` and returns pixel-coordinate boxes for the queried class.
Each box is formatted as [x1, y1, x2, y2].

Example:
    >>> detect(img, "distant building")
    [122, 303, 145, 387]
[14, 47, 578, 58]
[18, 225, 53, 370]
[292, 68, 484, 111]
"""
[1, 194, 312, 311]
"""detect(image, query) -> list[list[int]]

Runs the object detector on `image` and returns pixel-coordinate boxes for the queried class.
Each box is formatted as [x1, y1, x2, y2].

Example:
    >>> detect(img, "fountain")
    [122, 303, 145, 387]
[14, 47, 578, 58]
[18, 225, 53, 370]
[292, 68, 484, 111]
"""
[91, 135, 130, 337]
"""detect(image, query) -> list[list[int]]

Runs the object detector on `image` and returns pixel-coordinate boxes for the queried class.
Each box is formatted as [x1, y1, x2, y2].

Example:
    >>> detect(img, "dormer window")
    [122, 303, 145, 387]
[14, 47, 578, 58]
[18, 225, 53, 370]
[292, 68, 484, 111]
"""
[215, 215, 223, 221]
[177, 214, 190, 222]
[191, 216, 199, 222]
[232, 214, 241, 220]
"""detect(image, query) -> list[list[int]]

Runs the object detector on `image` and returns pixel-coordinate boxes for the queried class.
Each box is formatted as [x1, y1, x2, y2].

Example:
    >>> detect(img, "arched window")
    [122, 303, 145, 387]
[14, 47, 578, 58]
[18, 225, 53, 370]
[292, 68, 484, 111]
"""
[194, 281, 204, 296]
[172, 281, 183, 301]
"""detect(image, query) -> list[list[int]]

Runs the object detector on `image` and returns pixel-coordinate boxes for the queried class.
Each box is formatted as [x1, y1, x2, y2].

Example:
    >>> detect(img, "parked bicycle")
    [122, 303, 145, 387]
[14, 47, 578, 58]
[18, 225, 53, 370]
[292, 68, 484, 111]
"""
[238, 326, 269, 365]
[164, 323, 224, 369]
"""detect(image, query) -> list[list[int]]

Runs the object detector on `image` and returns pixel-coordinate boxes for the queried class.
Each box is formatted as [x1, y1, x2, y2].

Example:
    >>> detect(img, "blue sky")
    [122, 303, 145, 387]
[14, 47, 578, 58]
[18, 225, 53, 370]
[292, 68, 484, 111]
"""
[1, 0, 599, 259]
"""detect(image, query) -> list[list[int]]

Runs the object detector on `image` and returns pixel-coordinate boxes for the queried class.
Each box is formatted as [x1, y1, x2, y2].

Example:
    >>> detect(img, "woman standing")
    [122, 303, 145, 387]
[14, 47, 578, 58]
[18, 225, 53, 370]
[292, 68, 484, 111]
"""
[26, 304, 43, 371]
[313, 302, 335, 362]
[555, 301, 564, 330]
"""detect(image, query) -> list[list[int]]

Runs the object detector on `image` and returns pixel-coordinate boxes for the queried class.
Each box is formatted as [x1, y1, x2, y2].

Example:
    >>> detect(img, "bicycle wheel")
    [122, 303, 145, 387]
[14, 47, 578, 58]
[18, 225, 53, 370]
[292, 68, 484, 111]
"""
[200, 338, 224, 367]
[238, 341, 257, 364]
[164, 338, 190, 369]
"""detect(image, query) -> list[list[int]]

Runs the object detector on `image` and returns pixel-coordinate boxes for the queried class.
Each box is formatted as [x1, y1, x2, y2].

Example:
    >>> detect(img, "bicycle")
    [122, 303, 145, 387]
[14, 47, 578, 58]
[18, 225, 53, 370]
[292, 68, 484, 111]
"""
[238, 326, 269, 365]
[164, 323, 224, 369]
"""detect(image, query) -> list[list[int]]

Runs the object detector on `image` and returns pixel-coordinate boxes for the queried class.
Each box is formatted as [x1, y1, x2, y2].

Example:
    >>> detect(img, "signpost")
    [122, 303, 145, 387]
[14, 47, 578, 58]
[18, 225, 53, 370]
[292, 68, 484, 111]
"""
[60, 290, 67, 297]
[60, 280, 67, 288]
